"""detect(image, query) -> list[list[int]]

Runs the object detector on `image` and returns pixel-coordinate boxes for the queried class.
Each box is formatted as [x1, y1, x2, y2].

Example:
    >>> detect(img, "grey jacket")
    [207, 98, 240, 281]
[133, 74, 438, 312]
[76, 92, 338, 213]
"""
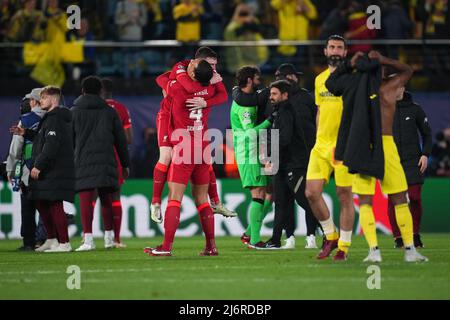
[6, 106, 46, 186]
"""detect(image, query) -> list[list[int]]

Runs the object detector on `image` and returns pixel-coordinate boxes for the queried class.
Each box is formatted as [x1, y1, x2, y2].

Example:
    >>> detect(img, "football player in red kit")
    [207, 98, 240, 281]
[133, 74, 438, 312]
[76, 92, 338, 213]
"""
[100, 78, 132, 248]
[145, 59, 219, 256]
[151, 47, 237, 224]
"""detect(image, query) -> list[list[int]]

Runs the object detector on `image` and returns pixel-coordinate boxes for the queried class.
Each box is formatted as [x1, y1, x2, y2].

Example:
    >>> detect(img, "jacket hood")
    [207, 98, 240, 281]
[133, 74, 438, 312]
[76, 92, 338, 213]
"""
[32, 106, 46, 118]
[74, 94, 109, 109]
[47, 106, 72, 123]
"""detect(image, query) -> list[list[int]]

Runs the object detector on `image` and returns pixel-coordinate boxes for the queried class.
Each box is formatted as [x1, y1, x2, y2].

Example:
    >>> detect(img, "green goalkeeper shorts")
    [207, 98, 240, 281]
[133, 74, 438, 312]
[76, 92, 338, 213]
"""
[237, 163, 269, 188]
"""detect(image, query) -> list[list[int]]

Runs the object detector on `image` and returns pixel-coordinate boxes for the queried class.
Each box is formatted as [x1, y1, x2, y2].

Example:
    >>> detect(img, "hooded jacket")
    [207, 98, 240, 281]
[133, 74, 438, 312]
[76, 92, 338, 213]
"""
[27, 107, 75, 202]
[325, 56, 384, 179]
[71, 94, 130, 192]
[393, 92, 432, 184]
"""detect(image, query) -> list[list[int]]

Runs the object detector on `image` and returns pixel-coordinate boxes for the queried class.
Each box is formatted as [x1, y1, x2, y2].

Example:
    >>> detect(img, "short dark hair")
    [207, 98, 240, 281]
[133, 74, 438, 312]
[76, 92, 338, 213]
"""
[194, 60, 214, 86]
[195, 46, 218, 60]
[270, 80, 291, 96]
[236, 66, 260, 88]
[41, 85, 61, 97]
[326, 34, 347, 48]
[82, 76, 102, 95]
[101, 78, 114, 95]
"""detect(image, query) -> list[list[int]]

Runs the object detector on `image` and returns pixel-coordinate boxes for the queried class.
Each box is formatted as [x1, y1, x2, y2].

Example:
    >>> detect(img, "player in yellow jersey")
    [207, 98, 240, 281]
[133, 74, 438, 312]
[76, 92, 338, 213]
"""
[305, 35, 355, 261]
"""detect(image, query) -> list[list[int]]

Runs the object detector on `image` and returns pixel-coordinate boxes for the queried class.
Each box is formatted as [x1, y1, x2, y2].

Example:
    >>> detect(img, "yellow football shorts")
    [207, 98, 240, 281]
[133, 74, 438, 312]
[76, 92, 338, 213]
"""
[306, 143, 353, 187]
[353, 135, 408, 195]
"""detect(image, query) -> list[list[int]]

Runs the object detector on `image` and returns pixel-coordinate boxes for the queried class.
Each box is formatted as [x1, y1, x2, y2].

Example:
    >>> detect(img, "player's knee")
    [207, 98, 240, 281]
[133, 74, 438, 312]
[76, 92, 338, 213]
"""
[336, 187, 353, 206]
[305, 187, 321, 202]
[250, 187, 265, 200]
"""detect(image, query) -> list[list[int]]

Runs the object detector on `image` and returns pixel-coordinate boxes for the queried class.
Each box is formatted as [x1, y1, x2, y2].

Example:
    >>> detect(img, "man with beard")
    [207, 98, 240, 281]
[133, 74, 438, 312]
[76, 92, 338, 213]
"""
[263, 80, 314, 251]
[305, 35, 355, 261]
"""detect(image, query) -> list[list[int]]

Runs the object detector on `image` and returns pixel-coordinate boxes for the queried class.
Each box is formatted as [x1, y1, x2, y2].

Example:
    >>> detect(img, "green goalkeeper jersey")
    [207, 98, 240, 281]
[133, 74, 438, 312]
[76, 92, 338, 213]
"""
[230, 100, 271, 166]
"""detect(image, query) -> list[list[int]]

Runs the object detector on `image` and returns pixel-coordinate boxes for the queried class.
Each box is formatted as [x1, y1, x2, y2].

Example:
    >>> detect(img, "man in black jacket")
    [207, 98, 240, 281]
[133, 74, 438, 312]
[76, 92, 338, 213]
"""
[388, 90, 432, 248]
[72, 76, 130, 252]
[10, 86, 75, 253]
[262, 80, 316, 250]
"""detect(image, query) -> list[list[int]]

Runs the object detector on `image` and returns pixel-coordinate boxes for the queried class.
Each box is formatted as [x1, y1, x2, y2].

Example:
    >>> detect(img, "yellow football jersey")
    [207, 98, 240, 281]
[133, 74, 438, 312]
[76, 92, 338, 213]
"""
[314, 68, 344, 146]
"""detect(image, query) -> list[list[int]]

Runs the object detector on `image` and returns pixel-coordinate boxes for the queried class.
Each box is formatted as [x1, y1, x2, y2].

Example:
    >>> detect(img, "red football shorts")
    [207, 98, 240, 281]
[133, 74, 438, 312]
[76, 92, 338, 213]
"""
[167, 143, 211, 186]
[167, 162, 210, 185]
[114, 149, 124, 185]
[156, 111, 172, 147]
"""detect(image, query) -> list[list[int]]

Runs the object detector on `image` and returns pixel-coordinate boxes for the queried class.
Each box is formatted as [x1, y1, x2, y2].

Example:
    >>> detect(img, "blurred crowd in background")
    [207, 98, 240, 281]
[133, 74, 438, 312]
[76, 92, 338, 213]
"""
[0, 0, 449, 83]
[1, 0, 449, 179]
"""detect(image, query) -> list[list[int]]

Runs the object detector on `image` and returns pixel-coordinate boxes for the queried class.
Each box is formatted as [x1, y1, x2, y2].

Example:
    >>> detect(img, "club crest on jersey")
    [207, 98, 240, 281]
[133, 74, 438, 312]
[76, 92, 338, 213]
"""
[48, 131, 56, 136]
[242, 111, 251, 125]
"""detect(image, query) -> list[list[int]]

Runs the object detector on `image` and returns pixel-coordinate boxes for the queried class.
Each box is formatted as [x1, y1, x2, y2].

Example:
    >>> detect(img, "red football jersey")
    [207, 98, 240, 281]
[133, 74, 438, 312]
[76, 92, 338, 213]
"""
[167, 80, 216, 142]
[106, 99, 132, 129]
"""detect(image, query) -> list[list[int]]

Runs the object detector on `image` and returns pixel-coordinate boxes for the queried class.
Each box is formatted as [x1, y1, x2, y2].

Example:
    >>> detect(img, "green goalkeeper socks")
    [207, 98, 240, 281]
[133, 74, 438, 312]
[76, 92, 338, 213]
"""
[246, 199, 272, 238]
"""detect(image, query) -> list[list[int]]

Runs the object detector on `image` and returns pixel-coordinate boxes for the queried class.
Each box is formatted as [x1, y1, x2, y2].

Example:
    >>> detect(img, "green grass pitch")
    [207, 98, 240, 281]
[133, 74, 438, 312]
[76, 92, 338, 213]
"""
[1, 234, 449, 300]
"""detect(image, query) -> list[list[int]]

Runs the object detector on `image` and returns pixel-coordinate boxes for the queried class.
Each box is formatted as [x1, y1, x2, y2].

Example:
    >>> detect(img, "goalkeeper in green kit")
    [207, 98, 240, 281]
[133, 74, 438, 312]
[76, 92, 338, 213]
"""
[230, 66, 275, 249]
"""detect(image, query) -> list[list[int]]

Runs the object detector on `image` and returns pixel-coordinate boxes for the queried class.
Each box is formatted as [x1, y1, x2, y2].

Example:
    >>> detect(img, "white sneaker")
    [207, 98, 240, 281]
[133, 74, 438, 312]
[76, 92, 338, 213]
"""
[114, 242, 127, 248]
[35, 238, 59, 252]
[75, 242, 96, 252]
[404, 246, 429, 262]
[363, 248, 382, 263]
[305, 235, 318, 249]
[45, 242, 72, 253]
[104, 230, 114, 249]
[282, 236, 296, 249]
[151, 203, 163, 224]
[212, 203, 238, 218]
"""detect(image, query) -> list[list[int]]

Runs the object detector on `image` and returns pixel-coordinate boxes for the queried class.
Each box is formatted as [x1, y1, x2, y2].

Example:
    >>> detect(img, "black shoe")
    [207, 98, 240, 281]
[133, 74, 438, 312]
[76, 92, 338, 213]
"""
[394, 237, 404, 249]
[414, 234, 424, 248]
[17, 245, 35, 252]
[263, 239, 282, 250]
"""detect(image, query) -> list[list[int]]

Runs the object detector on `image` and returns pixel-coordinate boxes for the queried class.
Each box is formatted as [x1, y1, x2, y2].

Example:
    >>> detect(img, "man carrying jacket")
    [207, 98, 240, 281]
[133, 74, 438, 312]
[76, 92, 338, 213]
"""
[388, 90, 432, 249]
[72, 76, 130, 251]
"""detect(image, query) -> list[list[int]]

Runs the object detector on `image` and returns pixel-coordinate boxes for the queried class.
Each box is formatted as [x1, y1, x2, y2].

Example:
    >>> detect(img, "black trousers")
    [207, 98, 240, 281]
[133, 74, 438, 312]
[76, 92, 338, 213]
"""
[20, 186, 37, 247]
[272, 168, 320, 244]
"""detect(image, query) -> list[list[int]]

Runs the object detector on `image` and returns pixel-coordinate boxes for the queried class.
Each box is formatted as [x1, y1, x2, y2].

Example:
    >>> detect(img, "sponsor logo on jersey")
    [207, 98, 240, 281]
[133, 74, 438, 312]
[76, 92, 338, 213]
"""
[48, 131, 56, 136]
[194, 89, 209, 96]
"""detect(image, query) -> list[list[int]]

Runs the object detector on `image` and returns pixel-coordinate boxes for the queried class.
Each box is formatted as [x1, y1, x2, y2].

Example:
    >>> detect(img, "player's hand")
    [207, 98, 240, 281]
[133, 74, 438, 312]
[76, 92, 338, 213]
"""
[186, 97, 207, 111]
[210, 72, 223, 85]
[264, 162, 274, 175]
[31, 167, 40, 180]
[7, 173, 13, 185]
[162, 89, 167, 98]
[10, 125, 25, 136]
[350, 51, 364, 67]
[122, 167, 130, 180]
[368, 50, 382, 61]
[418, 155, 428, 173]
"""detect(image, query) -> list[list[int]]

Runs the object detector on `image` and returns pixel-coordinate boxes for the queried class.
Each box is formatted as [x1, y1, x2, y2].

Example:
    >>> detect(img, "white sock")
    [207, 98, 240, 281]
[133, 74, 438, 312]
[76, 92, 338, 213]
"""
[84, 233, 93, 245]
[340, 230, 352, 243]
[319, 216, 336, 236]
[104, 230, 113, 239]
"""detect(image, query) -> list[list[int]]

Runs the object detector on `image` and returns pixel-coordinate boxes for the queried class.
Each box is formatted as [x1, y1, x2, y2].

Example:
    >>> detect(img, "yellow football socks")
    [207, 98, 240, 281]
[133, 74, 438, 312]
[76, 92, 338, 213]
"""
[319, 216, 339, 241]
[338, 230, 352, 253]
[359, 204, 378, 249]
[395, 203, 414, 247]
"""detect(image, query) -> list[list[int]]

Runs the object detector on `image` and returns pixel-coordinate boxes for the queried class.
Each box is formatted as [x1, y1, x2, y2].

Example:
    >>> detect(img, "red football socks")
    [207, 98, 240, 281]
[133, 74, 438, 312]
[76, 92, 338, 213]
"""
[152, 162, 169, 204]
